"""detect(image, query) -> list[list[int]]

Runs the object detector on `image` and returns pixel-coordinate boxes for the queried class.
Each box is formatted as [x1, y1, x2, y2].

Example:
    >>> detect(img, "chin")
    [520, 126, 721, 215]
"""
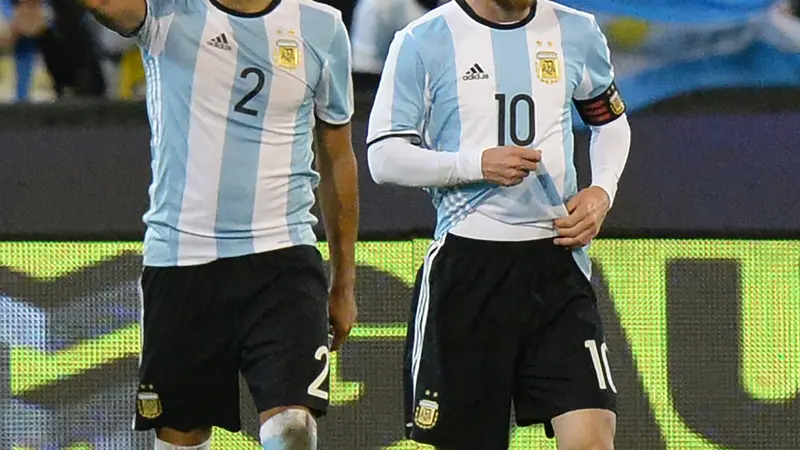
[494, 0, 535, 11]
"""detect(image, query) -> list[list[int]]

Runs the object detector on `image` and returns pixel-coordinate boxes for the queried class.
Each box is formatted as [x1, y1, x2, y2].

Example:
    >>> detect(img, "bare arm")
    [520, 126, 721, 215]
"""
[315, 119, 359, 350]
[0, 20, 13, 52]
[81, 0, 145, 36]
[315, 120, 359, 291]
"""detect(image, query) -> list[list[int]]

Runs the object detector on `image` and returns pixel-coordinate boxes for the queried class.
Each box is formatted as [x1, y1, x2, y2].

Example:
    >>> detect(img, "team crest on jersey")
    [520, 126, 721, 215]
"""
[536, 51, 561, 84]
[276, 39, 301, 70]
[609, 90, 626, 115]
[414, 391, 440, 429]
[137, 385, 162, 419]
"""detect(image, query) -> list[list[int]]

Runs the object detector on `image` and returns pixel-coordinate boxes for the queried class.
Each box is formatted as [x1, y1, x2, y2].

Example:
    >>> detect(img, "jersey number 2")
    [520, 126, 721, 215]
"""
[307, 345, 330, 400]
[495, 93, 536, 146]
[234, 67, 266, 117]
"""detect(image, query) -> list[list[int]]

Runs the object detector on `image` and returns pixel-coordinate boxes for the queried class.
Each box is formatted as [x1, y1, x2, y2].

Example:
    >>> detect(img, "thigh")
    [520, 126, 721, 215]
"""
[238, 245, 331, 417]
[551, 409, 616, 448]
[514, 251, 617, 436]
[135, 263, 241, 433]
[404, 236, 530, 450]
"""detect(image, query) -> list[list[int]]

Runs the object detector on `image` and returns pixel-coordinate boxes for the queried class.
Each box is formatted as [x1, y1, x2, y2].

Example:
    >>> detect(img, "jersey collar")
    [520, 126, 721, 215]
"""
[209, 0, 281, 18]
[455, 0, 537, 30]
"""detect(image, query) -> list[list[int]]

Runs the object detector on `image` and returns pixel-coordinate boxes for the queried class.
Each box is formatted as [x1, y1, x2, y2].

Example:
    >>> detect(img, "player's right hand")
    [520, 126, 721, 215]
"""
[481, 146, 542, 186]
[329, 286, 357, 352]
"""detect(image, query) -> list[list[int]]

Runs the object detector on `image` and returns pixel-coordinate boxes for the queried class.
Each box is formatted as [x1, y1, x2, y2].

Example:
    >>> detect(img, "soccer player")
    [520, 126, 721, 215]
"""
[76, 0, 359, 449]
[367, 0, 631, 449]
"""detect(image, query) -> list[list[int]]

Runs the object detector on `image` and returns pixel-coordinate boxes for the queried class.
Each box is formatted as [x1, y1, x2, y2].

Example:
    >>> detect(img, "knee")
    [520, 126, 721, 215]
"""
[155, 427, 212, 448]
[579, 442, 614, 450]
[560, 434, 614, 450]
[552, 409, 615, 450]
[260, 408, 317, 450]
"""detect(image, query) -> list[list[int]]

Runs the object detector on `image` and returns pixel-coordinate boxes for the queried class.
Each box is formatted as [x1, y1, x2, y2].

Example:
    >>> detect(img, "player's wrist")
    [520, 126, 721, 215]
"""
[455, 148, 485, 183]
[588, 183, 614, 209]
[329, 271, 356, 294]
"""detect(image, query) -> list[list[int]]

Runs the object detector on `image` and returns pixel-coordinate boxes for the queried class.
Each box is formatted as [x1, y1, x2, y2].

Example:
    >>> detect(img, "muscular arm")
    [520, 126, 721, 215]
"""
[315, 119, 359, 293]
[81, 0, 145, 36]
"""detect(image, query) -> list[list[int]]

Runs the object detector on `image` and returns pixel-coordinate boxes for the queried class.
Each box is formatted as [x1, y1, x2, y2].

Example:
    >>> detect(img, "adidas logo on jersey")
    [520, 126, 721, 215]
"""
[207, 33, 232, 51]
[462, 64, 489, 81]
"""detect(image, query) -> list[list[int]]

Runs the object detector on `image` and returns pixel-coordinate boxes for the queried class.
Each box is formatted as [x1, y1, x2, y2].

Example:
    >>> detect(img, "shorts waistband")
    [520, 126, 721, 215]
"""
[443, 233, 559, 256]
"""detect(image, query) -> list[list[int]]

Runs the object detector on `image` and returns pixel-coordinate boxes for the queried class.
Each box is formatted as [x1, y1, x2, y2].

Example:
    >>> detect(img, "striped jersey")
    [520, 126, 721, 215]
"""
[136, 0, 353, 266]
[367, 0, 618, 242]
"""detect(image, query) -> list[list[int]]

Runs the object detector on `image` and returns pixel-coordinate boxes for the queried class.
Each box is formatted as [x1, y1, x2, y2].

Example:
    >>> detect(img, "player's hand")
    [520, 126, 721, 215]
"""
[554, 186, 610, 249]
[481, 146, 542, 187]
[12, 0, 48, 38]
[328, 286, 357, 352]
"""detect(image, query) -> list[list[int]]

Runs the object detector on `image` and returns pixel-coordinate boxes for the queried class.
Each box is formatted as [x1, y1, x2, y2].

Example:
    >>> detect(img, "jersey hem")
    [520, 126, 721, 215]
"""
[142, 239, 315, 268]
[316, 113, 353, 126]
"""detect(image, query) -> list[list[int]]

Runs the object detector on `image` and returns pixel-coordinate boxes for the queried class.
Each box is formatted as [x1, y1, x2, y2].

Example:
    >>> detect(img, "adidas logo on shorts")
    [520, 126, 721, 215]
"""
[462, 63, 489, 81]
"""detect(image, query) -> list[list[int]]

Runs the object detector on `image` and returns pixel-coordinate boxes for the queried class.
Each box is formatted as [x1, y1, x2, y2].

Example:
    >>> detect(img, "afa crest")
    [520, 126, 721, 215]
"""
[536, 51, 561, 84]
[414, 391, 440, 429]
[276, 38, 301, 70]
[609, 90, 626, 115]
[137, 386, 162, 419]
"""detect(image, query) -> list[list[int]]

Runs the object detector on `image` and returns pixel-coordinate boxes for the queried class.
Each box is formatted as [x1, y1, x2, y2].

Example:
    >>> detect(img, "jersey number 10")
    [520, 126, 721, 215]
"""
[495, 93, 536, 147]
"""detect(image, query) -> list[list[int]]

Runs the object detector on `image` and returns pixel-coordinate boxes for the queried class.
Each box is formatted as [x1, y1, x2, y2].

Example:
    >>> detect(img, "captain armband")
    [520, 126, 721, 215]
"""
[573, 82, 626, 126]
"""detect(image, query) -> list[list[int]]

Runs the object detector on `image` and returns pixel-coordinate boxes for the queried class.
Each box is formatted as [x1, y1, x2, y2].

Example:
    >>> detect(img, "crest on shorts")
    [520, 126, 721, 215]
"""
[137, 385, 163, 419]
[276, 38, 301, 70]
[414, 391, 440, 429]
[536, 51, 561, 84]
[609, 90, 626, 115]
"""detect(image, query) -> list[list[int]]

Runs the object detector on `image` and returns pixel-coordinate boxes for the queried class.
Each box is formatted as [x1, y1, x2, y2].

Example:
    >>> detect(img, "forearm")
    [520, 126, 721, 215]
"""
[367, 137, 483, 187]
[317, 140, 359, 292]
[589, 114, 631, 207]
[80, 0, 145, 36]
[0, 27, 12, 52]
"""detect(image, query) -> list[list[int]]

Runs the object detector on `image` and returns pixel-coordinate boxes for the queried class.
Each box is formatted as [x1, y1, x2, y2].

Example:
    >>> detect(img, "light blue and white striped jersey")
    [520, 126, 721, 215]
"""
[135, 0, 353, 266]
[367, 0, 616, 241]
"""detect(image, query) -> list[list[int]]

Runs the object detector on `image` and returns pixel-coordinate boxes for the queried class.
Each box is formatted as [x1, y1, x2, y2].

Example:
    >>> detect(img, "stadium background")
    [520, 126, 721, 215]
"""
[2, 0, 800, 449]
[1, 239, 799, 449]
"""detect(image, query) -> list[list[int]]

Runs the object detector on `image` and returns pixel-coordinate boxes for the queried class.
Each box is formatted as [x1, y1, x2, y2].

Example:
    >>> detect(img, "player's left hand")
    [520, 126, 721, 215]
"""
[554, 186, 610, 249]
[329, 286, 357, 352]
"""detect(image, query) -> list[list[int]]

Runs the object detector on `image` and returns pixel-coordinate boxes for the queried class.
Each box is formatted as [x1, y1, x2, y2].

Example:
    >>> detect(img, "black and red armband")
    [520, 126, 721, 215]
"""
[573, 82, 627, 126]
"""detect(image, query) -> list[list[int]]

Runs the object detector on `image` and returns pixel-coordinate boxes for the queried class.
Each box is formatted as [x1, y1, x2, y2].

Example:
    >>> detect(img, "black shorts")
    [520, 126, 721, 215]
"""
[134, 245, 331, 433]
[404, 234, 617, 450]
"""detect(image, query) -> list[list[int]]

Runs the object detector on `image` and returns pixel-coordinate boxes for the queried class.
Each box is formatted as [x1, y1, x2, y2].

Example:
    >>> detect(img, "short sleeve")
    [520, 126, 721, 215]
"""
[132, 0, 174, 55]
[573, 18, 626, 126]
[366, 31, 426, 147]
[314, 16, 354, 125]
[573, 18, 615, 101]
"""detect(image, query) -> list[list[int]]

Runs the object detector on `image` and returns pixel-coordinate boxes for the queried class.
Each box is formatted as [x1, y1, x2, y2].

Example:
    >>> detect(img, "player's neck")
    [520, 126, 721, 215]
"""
[213, 0, 274, 15]
[466, 0, 535, 24]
